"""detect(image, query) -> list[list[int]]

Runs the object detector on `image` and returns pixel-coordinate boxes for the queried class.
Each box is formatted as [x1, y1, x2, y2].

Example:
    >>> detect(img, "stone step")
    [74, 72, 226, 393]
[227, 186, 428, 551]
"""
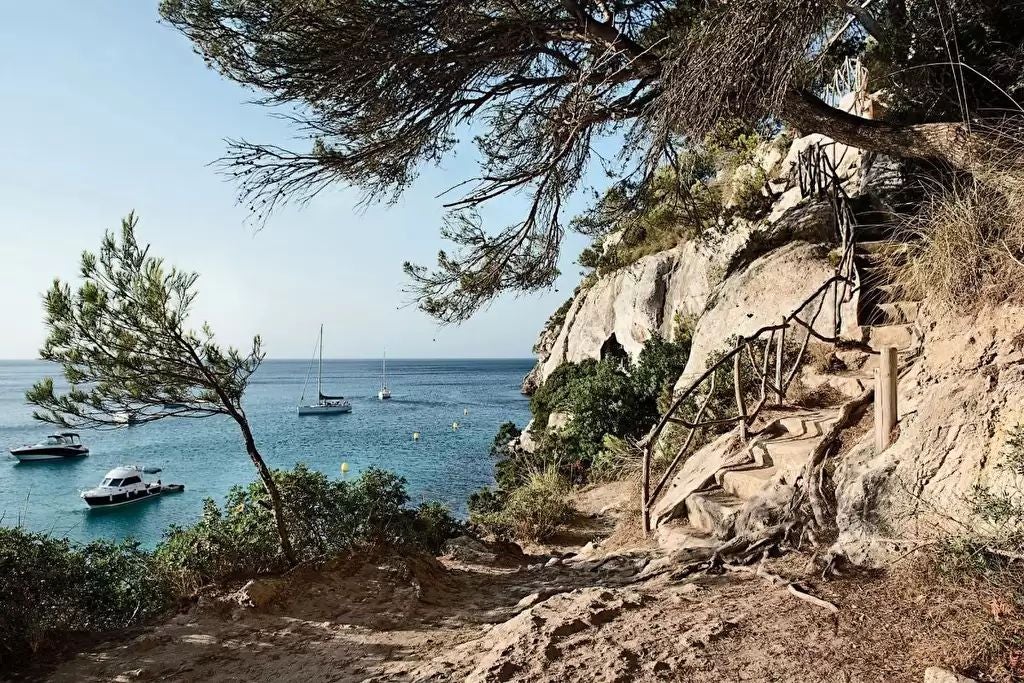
[856, 240, 909, 255]
[875, 301, 922, 325]
[760, 439, 817, 482]
[685, 490, 744, 537]
[864, 323, 916, 351]
[654, 520, 718, 551]
[720, 466, 781, 500]
[778, 412, 840, 438]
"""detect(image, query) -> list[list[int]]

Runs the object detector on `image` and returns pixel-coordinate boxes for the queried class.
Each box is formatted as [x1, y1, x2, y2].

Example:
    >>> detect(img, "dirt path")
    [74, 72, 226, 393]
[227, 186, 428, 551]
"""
[42, 488, 987, 683]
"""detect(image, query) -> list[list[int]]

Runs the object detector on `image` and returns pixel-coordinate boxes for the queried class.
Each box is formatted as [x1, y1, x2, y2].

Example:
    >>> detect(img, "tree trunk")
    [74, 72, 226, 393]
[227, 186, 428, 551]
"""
[237, 417, 298, 567]
[781, 88, 998, 171]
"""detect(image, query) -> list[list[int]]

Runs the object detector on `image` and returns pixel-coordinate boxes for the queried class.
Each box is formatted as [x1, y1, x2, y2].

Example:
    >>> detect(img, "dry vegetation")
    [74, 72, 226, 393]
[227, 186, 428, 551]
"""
[885, 173, 1024, 311]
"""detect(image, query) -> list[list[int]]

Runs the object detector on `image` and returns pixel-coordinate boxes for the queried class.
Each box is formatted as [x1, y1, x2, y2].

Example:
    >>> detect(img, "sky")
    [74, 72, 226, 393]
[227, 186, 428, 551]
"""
[0, 3, 598, 360]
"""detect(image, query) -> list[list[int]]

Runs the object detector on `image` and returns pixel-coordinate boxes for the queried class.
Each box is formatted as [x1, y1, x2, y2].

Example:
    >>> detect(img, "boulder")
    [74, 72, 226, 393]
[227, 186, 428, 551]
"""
[235, 578, 285, 609]
[923, 666, 977, 683]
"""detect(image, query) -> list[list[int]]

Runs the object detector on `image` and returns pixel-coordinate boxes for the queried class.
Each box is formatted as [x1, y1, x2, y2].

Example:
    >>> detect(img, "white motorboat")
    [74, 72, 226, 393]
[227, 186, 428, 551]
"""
[298, 324, 352, 416]
[378, 348, 392, 400]
[9, 432, 89, 462]
[80, 465, 184, 508]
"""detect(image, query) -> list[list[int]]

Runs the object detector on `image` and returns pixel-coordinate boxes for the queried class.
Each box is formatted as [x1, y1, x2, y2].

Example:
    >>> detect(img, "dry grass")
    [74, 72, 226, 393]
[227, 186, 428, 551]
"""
[883, 173, 1024, 311]
[788, 376, 846, 408]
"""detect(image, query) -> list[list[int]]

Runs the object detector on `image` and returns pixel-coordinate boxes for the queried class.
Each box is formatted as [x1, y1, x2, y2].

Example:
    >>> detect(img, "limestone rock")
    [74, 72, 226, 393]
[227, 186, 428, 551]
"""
[235, 578, 285, 609]
[676, 241, 836, 390]
[834, 304, 1024, 565]
[923, 666, 976, 683]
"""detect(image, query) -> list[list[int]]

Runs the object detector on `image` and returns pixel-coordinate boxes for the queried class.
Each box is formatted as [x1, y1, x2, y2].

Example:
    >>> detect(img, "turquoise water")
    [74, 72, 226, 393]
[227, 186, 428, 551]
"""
[0, 359, 532, 546]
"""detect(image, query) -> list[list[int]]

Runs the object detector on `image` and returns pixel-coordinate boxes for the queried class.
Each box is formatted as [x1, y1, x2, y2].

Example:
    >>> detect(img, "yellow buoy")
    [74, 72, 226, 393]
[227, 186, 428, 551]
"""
[412, 431, 420, 441]
[340, 462, 350, 474]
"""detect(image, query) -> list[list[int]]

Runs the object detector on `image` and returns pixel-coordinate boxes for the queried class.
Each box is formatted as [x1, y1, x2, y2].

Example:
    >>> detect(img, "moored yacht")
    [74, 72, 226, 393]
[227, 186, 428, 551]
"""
[298, 325, 352, 415]
[9, 433, 89, 462]
[378, 348, 392, 400]
[81, 465, 184, 508]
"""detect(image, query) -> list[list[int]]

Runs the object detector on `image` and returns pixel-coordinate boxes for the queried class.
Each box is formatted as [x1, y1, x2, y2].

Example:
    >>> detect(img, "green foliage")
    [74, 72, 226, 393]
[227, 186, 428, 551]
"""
[24, 213, 298, 563]
[471, 469, 575, 542]
[490, 421, 522, 457]
[524, 333, 692, 483]
[155, 465, 463, 592]
[0, 528, 173, 669]
[26, 212, 262, 429]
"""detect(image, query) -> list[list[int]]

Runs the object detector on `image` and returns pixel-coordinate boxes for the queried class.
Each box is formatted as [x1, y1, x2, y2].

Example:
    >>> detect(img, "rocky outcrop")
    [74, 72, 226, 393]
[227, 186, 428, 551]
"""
[524, 195, 839, 394]
[834, 304, 1024, 565]
[676, 240, 837, 390]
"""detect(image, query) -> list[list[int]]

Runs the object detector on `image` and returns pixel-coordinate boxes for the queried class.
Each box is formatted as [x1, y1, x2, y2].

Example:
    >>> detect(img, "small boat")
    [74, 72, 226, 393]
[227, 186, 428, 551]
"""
[81, 465, 184, 508]
[378, 349, 392, 400]
[113, 411, 140, 426]
[298, 324, 352, 416]
[10, 433, 89, 462]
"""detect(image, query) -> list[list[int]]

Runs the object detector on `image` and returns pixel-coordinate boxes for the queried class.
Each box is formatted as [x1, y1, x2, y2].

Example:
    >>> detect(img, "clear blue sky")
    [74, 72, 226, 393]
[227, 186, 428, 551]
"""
[0, 2, 597, 359]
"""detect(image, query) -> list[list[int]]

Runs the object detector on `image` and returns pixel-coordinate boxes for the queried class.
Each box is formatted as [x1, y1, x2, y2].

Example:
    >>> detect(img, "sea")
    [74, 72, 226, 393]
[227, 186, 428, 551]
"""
[0, 359, 533, 547]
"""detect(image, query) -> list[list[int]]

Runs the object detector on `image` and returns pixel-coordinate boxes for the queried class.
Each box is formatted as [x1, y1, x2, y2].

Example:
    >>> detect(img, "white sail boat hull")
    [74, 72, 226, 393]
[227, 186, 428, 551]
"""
[377, 389, 391, 400]
[298, 402, 352, 415]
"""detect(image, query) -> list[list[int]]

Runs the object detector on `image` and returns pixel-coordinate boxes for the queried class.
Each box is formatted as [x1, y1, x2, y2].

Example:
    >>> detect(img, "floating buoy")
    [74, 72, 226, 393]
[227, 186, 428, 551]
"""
[340, 462, 350, 474]
[464, 408, 469, 416]
[412, 431, 420, 441]
[452, 421, 460, 431]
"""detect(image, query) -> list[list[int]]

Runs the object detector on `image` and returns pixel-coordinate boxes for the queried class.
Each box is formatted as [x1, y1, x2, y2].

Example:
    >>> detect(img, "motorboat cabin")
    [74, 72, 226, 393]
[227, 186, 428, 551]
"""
[81, 465, 183, 508]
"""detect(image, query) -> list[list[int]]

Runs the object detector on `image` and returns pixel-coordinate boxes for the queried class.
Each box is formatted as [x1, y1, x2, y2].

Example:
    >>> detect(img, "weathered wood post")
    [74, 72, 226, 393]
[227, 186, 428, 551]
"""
[775, 319, 786, 404]
[874, 346, 898, 451]
[642, 446, 651, 535]
[734, 338, 747, 442]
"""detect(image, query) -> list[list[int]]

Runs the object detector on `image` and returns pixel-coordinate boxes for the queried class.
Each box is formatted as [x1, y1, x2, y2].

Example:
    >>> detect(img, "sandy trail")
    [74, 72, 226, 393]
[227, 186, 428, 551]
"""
[42, 487, 985, 683]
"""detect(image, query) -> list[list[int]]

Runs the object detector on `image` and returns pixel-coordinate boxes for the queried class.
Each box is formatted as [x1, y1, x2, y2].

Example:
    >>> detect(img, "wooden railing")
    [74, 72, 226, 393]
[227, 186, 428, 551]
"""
[640, 142, 862, 534]
[820, 56, 869, 116]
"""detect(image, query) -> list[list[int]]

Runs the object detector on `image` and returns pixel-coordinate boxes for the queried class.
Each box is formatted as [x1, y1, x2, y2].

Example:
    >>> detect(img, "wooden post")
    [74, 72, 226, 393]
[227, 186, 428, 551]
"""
[775, 319, 786, 404]
[874, 346, 898, 452]
[734, 339, 747, 442]
[641, 446, 651, 535]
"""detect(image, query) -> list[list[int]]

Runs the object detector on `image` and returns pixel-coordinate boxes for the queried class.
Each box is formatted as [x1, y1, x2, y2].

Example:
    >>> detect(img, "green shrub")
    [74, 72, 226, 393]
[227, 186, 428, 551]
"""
[471, 470, 575, 542]
[490, 421, 522, 457]
[0, 528, 173, 669]
[155, 464, 462, 592]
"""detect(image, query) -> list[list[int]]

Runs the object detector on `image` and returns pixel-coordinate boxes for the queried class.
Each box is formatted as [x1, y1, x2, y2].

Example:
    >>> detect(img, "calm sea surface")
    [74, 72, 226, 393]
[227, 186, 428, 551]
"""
[0, 359, 532, 546]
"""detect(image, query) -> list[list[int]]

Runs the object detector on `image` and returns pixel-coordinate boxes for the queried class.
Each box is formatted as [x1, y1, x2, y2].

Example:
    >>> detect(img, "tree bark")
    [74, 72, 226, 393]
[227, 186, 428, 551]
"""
[237, 416, 298, 567]
[781, 88, 992, 171]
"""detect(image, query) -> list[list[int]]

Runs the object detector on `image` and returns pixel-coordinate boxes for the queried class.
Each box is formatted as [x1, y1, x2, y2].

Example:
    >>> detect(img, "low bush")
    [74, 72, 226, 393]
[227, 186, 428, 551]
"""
[471, 469, 575, 542]
[156, 464, 463, 591]
[0, 528, 173, 670]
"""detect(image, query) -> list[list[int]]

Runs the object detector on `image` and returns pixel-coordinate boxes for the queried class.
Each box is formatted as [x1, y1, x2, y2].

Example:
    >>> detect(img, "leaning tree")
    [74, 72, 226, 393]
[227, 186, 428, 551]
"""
[27, 214, 297, 565]
[159, 0, 1024, 322]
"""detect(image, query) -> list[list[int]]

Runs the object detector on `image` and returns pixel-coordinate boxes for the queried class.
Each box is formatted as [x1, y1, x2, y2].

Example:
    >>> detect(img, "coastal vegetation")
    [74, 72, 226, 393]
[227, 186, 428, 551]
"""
[26, 214, 298, 564]
[0, 465, 459, 670]
[472, 332, 691, 540]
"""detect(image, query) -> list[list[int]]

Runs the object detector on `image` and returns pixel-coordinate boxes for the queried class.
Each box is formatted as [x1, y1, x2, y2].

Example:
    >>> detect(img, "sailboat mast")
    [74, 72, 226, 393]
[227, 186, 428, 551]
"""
[318, 324, 323, 401]
[382, 348, 387, 389]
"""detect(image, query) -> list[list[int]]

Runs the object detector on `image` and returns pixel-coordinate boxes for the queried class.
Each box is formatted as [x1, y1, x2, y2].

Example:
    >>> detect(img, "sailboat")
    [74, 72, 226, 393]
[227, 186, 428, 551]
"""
[377, 349, 392, 401]
[298, 325, 352, 416]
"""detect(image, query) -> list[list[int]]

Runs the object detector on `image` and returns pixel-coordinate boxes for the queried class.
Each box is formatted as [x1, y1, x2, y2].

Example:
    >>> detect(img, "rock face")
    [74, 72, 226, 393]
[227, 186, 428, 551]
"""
[524, 195, 838, 393]
[676, 240, 837, 390]
[834, 304, 1024, 565]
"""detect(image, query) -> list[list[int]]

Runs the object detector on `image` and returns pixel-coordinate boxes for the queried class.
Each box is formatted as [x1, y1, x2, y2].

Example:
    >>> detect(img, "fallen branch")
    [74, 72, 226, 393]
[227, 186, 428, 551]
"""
[723, 559, 839, 614]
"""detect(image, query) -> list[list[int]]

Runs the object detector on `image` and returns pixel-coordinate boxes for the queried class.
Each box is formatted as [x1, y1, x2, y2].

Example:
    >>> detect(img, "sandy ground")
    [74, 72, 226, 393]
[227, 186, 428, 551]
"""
[36, 484, 990, 683]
